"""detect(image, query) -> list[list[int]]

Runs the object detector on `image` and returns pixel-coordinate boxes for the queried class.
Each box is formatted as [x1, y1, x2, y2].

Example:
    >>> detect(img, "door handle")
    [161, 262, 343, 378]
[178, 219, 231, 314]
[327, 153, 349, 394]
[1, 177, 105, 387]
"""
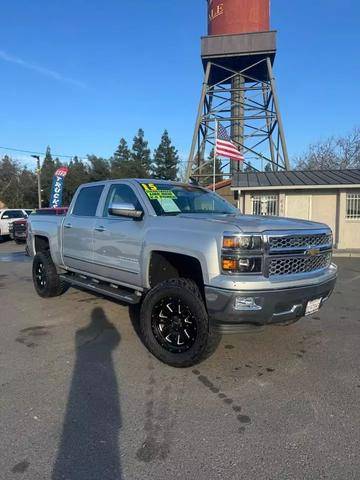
[64, 223, 72, 229]
[94, 226, 106, 232]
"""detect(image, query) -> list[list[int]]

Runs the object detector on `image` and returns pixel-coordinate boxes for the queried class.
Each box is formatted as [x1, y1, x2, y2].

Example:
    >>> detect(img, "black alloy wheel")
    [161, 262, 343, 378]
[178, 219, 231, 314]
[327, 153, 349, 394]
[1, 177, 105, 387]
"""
[139, 278, 210, 368]
[151, 296, 197, 353]
[32, 251, 69, 298]
[34, 260, 47, 291]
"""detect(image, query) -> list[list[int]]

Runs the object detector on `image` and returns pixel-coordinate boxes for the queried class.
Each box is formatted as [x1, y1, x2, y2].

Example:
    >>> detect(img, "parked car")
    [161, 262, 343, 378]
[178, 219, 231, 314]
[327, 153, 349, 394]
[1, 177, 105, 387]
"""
[27, 179, 337, 367]
[0, 209, 32, 241]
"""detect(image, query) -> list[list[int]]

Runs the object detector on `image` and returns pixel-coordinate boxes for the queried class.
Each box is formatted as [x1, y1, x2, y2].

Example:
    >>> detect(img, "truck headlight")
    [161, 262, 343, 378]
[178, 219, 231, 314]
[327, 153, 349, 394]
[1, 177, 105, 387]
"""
[223, 234, 262, 251]
[222, 256, 262, 273]
[222, 233, 263, 274]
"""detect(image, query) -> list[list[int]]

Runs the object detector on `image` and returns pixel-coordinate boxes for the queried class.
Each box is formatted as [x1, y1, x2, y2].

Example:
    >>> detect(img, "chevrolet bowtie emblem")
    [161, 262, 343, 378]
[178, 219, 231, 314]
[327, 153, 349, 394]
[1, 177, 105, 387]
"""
[306, 248, 320, 256]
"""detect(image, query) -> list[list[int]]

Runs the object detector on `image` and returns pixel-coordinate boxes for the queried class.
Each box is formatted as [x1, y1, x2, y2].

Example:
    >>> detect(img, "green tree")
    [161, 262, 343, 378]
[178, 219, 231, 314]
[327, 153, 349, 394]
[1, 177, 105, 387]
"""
[63, 156, 89, 205]
[87, 155, 110, 182]
[18, 167, 38, 208]
[129, 129, 151, 178]
[110, 138, 131, 178]
[0, 156, 38, 208]
[198, 149, 223, 186]
[152, 130, 179, 180]
[0, 155, 21, 207]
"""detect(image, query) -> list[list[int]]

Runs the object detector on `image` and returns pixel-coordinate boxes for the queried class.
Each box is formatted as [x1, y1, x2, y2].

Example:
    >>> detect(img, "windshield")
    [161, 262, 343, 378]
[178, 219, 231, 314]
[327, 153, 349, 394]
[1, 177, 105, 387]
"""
[140, 182, 238, 216]
[2, 210, 25, 219]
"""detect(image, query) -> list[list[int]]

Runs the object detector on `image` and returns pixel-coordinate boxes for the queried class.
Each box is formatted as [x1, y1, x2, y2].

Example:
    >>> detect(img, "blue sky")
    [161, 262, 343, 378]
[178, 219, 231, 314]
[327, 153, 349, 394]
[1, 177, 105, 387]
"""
[0, 0, 359, 169]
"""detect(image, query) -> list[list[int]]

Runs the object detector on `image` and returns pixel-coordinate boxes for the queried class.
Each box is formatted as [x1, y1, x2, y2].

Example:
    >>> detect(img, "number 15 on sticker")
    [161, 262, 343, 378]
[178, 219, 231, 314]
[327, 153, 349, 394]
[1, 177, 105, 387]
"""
[141, 183, 158, 192]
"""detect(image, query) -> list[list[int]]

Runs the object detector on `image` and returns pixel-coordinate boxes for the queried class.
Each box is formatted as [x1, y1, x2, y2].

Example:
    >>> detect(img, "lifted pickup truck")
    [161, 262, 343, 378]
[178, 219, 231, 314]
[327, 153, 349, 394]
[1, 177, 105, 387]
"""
[27, 179, 337, 367]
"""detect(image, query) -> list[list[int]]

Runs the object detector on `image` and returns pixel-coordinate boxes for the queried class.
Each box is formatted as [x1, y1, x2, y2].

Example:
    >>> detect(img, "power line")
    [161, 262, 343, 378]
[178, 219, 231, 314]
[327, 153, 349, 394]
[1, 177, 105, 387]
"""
[0, 145, 88, 161]
[0, 144, 239, 166]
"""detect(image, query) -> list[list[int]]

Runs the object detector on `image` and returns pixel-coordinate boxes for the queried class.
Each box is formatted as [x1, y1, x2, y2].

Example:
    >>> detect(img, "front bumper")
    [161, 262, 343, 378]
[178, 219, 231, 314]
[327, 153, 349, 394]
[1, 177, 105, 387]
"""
[205, 275, 337, 334]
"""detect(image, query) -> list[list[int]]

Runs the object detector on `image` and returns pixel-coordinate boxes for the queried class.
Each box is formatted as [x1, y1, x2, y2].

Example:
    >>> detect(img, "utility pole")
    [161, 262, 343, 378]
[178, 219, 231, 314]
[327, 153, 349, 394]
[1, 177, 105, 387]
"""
[31, 155, 42, 208]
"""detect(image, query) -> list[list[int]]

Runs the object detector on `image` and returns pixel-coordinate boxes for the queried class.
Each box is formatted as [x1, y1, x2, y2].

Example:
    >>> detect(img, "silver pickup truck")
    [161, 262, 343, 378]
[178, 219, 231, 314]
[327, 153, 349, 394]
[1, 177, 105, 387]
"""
[28, 179, 337, 367]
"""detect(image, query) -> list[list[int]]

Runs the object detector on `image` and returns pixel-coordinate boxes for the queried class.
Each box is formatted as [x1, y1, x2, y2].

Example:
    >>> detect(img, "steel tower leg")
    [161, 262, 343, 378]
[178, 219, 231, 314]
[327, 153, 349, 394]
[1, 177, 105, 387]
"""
[266, 58, 290, 171]
[262, 83, 276, 169]
[231, 74, 244, 174]
[186, 62, 211, 182]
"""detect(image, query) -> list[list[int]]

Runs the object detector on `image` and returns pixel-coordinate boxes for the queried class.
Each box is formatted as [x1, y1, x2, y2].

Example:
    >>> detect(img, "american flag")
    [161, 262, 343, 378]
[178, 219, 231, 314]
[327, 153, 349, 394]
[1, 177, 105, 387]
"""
[215, 122, 244, 162]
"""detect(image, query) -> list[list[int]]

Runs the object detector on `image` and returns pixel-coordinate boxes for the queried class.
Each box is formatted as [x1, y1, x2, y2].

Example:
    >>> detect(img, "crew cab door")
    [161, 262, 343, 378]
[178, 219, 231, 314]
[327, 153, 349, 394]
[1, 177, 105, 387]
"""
[62, 184, 105, 273]
[93, 182, 144, 287]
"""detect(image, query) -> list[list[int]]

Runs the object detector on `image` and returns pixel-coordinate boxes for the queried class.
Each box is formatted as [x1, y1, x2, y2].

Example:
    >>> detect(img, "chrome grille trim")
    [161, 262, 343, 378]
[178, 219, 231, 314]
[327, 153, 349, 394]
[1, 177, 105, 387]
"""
[268, 253, 332, 277]
[263, 229, 333, 278]
[269, 233, 333, 251]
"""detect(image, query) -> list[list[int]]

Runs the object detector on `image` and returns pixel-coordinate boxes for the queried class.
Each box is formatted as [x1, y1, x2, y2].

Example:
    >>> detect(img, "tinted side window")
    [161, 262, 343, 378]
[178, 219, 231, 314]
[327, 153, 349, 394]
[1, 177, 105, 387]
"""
[2, 210, 24, 219]
[72, 185, 104, 217]
[103, 184, 142, 217]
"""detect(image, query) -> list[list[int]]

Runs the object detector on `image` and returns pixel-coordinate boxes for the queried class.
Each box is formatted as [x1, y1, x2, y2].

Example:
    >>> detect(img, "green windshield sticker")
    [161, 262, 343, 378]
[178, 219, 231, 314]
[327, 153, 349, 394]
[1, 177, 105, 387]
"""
[141, 184, 177, 200]
[146, 190, 176, 200]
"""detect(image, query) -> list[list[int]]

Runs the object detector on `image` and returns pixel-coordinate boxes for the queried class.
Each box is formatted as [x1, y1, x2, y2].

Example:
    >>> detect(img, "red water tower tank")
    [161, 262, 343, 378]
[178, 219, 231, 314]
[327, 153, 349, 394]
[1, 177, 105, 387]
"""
[207, 0, 270, 36]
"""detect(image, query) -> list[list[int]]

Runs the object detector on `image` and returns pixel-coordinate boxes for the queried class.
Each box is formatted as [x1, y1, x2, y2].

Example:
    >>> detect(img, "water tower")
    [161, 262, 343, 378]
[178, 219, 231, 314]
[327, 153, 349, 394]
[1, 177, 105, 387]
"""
[185, 0, 290, 183]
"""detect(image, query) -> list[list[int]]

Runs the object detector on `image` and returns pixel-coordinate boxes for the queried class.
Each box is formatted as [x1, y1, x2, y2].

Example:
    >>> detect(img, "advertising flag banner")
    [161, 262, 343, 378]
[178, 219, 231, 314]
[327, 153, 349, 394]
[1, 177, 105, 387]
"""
[49, 167, 69, 208]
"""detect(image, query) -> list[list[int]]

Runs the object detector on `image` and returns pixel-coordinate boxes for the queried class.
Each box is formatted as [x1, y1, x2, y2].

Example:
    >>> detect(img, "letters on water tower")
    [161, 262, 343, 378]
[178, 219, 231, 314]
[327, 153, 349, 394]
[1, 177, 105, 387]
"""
[208, 1, 224, 22]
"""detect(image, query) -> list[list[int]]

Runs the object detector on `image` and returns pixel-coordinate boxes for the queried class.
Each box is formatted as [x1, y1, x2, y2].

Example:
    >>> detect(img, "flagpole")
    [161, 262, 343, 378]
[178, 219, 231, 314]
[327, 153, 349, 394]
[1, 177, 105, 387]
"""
[213, 119, 218, 192]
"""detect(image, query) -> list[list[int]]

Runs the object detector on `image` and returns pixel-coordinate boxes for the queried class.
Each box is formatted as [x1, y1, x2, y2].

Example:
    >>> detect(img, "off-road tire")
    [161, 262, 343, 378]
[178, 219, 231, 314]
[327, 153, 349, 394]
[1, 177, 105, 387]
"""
[32, 251, 69, 298]
[139, 278, 210, 368]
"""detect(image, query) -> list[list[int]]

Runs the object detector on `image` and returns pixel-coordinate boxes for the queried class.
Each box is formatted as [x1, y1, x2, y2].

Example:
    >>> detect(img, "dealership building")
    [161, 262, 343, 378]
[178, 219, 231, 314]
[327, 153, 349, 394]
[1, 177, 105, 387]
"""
[211, 169, 360, 251]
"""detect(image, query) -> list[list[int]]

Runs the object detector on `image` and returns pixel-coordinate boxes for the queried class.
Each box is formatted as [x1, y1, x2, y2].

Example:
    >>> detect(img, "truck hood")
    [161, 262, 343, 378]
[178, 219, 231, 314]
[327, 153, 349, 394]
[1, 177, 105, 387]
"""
[178, 213, 329, 233]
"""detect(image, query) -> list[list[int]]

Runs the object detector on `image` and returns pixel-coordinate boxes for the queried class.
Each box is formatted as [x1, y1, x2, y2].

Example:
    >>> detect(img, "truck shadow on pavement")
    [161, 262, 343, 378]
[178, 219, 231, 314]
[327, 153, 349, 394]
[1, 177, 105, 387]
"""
[52, 307, 123, 480]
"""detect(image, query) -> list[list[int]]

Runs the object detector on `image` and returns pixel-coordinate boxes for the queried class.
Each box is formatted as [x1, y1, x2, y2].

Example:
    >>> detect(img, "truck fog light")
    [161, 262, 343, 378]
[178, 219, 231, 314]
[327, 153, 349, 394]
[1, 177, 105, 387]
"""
[234, 297, 262, 311]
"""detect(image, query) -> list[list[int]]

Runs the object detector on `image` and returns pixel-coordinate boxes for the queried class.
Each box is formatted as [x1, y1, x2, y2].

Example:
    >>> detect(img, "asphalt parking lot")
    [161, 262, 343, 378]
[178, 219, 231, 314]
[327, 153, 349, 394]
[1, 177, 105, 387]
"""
[1, 241, 360, 480]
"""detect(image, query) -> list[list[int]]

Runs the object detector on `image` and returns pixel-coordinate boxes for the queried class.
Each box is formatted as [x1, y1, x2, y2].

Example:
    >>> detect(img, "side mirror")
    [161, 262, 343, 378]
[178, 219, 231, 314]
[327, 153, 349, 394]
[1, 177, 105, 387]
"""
[108, 202, 143, 220]
[2, 215, 9, 219]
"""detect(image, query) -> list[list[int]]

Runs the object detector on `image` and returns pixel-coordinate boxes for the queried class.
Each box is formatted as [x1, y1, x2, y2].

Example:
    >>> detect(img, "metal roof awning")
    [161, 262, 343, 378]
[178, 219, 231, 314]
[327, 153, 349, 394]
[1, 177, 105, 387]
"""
[231, 169, 360, 190]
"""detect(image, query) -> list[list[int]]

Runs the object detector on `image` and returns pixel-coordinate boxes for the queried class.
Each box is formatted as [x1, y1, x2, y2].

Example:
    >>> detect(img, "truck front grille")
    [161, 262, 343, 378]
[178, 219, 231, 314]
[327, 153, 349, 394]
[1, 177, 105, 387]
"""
[269, 233, 332, 250]
[265, 230, 333, 277]
[14, 224, 26, 233]
[268, 252, 332, 276]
